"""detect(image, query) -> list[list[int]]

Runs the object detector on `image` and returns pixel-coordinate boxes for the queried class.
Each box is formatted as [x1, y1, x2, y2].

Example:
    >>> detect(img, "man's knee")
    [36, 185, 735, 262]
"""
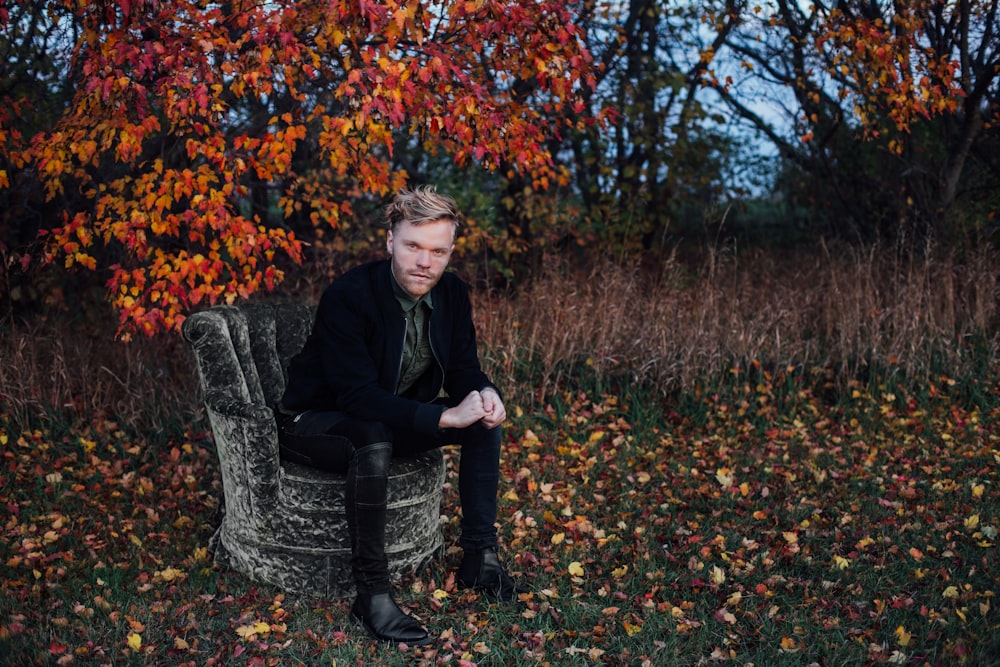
[351, 441, 393, 496]
[338, 420, 393, 449]
[470, 423, 502, 450]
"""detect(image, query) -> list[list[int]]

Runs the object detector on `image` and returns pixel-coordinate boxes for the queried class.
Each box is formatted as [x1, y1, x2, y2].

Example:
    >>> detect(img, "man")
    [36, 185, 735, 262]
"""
[278, 186, 525, 646]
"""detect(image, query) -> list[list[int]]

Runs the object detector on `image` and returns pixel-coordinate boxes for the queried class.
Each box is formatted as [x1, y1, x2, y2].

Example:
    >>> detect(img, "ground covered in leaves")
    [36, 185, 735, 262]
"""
[2, 369, 998, 665]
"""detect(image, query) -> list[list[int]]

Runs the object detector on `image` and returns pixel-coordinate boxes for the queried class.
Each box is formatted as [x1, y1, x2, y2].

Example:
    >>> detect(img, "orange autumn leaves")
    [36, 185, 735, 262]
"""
[1, 367, 997, 662]
[2, 0, 601, 338]
[815, 1, 964, 149]
[495, 380, 996, 662]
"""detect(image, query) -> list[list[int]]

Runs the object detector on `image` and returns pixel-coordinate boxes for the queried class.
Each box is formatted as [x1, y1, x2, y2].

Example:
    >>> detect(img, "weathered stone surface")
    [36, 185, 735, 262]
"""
[184, 304, 445, 598]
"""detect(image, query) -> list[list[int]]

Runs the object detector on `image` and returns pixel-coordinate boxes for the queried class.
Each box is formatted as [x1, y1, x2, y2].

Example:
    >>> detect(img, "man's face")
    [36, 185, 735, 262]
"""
[386, 218, 455, 299]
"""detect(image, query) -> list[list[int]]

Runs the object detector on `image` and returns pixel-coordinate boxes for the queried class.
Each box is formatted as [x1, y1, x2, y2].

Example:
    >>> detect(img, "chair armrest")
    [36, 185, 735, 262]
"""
[204, 391, 275, 423]
[201, 390, 281, 522]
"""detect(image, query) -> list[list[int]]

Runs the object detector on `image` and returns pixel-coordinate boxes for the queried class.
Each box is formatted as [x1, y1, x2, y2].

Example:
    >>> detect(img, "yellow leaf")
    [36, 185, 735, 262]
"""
[833, 555, 851, 570]
[568, 561, 584, 576]
[715, 468, 734, 487]
[710, 565, 726, 585]
[782, 532, 798, 544]
[588, 430, 605, 443]
[551, 532, 565, 545]
[624, 621, 642, 636]
[717, 607, 737, 624]
[780, 636, 797, 651]
[971, 484, 984, 498]
[942, 586, 959, 599]
[964, 514, 980, 530]
[433, 589, 449, 600]
[235, 621, 271, 638]
[127, 632, 142, 650]
[895, 625, 912, 647]
[174, 637, 189, 650]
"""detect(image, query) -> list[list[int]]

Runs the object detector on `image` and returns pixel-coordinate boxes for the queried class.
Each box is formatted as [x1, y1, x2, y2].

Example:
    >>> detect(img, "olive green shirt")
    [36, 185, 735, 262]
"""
[391, 273, 434, 397]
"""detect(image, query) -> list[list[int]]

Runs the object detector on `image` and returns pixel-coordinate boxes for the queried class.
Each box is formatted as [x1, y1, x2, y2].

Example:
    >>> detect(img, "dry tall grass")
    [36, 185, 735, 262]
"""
[1, 246, 996, 433]
[474, 245, 999, 402]
[0, 315, 199, 436]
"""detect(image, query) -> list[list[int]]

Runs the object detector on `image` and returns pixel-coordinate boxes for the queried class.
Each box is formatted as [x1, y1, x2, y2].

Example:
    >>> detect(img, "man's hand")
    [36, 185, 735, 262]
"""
[479, 388, 506, 429]
[439, 391, 487, 430]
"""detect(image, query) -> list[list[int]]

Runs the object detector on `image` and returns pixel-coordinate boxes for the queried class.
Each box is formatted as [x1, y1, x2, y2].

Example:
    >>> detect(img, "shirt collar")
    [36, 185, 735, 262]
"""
[390, 266, 433, 312]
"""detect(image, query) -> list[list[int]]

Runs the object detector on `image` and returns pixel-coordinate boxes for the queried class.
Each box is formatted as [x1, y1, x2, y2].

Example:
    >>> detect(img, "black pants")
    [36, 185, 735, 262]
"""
[277, 405, 502, 593]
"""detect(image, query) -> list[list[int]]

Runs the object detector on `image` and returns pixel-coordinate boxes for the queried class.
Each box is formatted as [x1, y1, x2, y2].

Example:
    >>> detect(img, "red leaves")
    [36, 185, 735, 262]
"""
[2, 0, 600, 337]
[815, 4, 964, 145]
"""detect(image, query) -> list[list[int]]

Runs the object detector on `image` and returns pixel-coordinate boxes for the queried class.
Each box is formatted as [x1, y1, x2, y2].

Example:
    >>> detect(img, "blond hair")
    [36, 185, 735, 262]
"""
[385, 185, 463, 233]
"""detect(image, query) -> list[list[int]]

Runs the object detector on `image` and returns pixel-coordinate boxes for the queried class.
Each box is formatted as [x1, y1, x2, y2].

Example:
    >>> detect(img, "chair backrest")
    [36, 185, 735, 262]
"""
[183, 303, 314, 409]
[241, 303, 314, 409]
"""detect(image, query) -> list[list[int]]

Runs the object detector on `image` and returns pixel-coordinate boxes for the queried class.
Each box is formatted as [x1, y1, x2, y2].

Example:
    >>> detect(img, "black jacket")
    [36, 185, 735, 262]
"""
[281, 260, 497, 435]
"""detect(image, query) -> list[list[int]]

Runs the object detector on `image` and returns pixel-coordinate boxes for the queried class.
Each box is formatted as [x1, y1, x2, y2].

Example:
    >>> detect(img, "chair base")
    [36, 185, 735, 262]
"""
[210, 450, 446, 598]
[212, 524, 444, 598]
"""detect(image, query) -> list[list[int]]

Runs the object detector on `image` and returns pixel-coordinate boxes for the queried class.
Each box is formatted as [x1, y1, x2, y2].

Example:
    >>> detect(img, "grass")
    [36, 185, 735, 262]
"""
[1, 246, 998, 665]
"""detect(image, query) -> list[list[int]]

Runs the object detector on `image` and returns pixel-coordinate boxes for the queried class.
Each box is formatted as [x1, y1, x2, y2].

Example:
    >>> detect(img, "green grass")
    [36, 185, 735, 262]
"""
[2, 366, 997, 666]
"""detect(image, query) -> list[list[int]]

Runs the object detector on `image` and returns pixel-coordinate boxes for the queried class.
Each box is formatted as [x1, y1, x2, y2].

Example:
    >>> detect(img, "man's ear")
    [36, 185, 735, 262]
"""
[386, 229, 393, 255]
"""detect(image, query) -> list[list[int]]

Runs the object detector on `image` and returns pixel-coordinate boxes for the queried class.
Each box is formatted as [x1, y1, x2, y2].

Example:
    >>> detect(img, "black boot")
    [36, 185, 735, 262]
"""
[457, 546, 528, 602]
[351, 592, 431, 646]
[345, 442, 393, 593]
[346, 442, 430, 645]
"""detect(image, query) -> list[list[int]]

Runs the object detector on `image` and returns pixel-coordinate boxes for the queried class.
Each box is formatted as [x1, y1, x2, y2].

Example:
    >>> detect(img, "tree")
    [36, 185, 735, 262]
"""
[700, 0, 997, 243]
[554, 0, 738, 253]
[0, 0, 602, 337]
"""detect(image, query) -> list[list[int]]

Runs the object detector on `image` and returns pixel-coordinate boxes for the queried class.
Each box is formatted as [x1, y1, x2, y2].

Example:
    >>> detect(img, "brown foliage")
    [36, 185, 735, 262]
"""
[475, 246, 1000, 401]
[1, 247, 996, 432]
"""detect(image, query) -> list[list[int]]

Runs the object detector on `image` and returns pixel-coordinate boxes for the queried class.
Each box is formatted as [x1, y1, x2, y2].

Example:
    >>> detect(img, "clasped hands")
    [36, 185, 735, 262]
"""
[439, 388, 506, 430]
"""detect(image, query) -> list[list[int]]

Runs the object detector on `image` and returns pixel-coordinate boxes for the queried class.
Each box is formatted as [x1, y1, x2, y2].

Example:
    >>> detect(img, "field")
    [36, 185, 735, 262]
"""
[1, 249, 998, 665]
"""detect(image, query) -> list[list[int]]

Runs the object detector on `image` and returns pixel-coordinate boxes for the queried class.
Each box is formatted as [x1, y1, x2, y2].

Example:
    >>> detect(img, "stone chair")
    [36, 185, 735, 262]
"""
[182, 303, 445, 598]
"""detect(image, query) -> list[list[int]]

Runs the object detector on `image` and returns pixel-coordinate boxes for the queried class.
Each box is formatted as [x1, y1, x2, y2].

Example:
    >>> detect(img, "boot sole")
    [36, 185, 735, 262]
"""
[350, 612, 434, 647]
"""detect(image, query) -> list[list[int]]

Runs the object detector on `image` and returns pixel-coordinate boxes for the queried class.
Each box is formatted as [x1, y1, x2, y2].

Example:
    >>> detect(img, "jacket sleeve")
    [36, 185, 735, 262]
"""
[316, 283, 445, 435]
[441, 279, 500, 401]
